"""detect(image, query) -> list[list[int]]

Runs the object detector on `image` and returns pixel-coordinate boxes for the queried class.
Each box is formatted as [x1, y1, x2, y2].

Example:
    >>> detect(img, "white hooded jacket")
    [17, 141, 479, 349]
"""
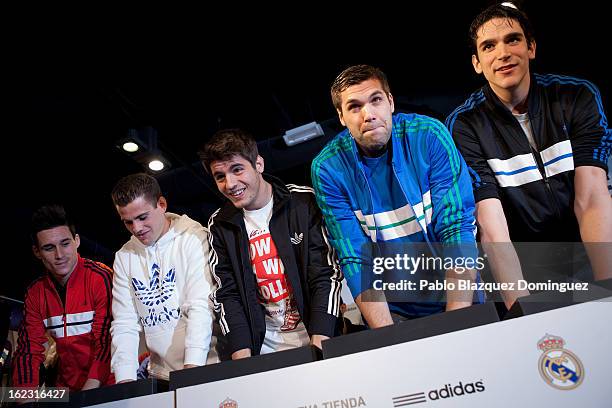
[111, 213, 215, 381]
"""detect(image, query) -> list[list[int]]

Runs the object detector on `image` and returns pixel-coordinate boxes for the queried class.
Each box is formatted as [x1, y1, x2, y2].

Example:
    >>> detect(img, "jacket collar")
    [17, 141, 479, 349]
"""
[346, 114, 400, 171]
[483, 73, 542, 121]
[215, 174, 289, 227]
[45, 254, 83, 289]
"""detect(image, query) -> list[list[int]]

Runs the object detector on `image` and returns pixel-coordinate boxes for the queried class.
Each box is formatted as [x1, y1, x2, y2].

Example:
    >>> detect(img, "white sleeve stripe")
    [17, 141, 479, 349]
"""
[286, 184, 315, 194]
[322, 224, 343, 316]
[207, 209, 230, 335]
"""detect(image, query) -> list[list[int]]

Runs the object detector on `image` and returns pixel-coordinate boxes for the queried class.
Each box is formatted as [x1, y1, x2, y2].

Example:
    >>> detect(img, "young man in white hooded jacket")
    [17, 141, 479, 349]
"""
[110, 173, 218, 382]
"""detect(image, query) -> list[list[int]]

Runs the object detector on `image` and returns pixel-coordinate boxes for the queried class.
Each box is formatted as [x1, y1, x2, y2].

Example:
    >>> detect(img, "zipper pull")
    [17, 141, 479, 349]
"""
[63, 314, 67, 338]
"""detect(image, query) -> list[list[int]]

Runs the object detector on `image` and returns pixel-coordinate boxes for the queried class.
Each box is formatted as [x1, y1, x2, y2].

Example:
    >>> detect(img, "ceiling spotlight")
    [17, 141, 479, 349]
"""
[122, 141, 140, 152]
[148, 159, 165, 171]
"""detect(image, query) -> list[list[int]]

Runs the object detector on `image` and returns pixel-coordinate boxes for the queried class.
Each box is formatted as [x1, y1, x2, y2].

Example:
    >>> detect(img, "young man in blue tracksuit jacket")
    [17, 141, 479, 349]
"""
[312, 64, 484, 329]
[446, 3, 612, 308]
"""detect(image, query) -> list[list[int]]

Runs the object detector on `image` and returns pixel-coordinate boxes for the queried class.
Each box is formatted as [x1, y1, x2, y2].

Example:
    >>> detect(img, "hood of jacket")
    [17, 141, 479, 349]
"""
[122, 212, 202, 254]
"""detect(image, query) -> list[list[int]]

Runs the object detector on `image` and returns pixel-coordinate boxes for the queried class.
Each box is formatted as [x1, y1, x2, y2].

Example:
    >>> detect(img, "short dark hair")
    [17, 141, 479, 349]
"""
[470, 2, 535, 56]
[330, 65, 391, 111]
[30, 205, 76, 246]
[198, 128, 258, 173]
[111, 173, 162, 208]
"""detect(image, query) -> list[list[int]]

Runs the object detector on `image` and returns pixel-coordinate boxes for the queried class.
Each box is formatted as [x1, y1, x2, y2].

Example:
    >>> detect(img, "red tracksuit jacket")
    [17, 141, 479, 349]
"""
[13, 256, 113, 391]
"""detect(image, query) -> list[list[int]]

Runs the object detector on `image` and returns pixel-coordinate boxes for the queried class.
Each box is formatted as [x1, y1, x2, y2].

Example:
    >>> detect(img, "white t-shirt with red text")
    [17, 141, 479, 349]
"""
[243, 196, 309, 354]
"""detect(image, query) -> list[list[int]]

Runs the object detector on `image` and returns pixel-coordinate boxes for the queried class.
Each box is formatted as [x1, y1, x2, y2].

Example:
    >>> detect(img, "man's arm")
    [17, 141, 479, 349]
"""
[12, 286, 47, 389]
[231, 348, 252, 360]
[309, 334, 329, 350]
[110, 255, 141, 383]
[208, 211, 253, 356]
[445, 268, 477, 311]
[81, 379, 102, 390]
[574, 166, 612, 280]
[85, 261, 114, 389]
[354, 291, 393, 328]
[181, 228, 214, 367]
[304, 191, 343, 340]
[476, 199, 529, 309]
[446, 114, 529, 309]
[311, 157, 391, 328]
[426, 119, 477, 310]
[567, 80, 612, 280]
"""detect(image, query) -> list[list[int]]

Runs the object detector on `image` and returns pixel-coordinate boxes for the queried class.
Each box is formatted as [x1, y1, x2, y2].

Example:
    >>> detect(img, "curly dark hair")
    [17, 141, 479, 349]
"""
[198, 128, 259, 173]
[469, 2, 535, 57]
[30, 204, 76, 245]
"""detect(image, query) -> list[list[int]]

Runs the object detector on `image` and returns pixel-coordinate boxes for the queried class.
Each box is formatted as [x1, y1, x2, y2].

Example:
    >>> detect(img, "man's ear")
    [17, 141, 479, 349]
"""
[255, 155, 265, 173]
[158, 196, 168, 212]
[388, 93, 395, 113]
[528, 40, 536, 60]
[74, 233, 81, 250]
[32, 245, 41, 260]
[472, 54, 483, 74]
[337, 109, 346, 127]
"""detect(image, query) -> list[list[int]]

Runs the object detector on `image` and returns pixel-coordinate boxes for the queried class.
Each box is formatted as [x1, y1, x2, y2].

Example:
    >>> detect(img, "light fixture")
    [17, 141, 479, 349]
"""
[148, 160, 165, 171]
[116, 127, 172, 173]
[122, 141, 139, 153]
[282, 121, 325, 146]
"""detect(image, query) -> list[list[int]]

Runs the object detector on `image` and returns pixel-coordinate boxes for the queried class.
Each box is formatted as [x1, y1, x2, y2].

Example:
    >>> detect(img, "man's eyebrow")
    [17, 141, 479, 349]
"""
[345, 90, 383, 106]
[40, 238, 72, 249]
[122, 211, 149, 222]
[504, 32, 524, 40]
[479, 30, 524, 48]
[478, 38, 496, 49]
[344, 97, 361, 106]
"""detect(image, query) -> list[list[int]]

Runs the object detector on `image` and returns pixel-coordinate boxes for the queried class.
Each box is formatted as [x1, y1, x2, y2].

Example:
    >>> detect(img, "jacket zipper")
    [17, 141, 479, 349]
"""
[358, 163, 378, 242]
[391, 161, 441, 264]
[239, 225, 257, 351]
[50, 280, 67, 338]
[392, 163, 425, 231]
[527, 117, 562, 219]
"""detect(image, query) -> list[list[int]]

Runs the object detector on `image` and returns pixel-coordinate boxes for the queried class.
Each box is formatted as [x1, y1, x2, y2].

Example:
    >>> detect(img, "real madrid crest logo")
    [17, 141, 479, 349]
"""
[219, 397, 238, 408]
[537, 334, 584, 390]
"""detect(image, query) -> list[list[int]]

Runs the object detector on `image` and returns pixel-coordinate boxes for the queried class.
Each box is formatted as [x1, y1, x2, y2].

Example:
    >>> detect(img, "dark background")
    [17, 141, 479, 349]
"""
[3, 1, 608, 300]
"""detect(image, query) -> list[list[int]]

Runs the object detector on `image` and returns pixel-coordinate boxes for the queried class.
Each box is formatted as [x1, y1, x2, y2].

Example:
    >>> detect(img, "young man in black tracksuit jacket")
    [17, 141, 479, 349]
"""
[446, 3, 612, 309]
[199, 129, 342, 359]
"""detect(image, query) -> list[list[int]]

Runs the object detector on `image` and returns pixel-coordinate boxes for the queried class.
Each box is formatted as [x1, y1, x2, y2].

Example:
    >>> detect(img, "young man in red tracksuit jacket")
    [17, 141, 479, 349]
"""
[13, 205, 113, 393]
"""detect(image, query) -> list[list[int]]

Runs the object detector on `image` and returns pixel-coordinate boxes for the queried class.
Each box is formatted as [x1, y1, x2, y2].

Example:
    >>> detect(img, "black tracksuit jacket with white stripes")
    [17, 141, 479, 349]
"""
[207, 175, 343, 355]
[446, 73, 610, 242]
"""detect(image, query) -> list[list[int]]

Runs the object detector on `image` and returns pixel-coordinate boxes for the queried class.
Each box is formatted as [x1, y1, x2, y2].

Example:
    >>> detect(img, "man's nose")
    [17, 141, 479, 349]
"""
[132, 220, 145, 233]
[497, 42, 511, 60]
[226, 173, 238, 189]
[362, 104, 376, 122]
